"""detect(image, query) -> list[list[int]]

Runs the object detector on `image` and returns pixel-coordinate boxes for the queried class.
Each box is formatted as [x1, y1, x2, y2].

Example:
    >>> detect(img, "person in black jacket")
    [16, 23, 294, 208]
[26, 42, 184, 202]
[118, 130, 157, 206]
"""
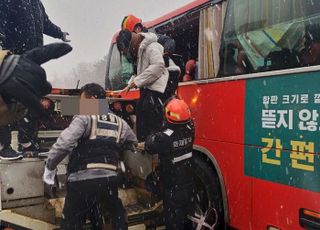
[0, 0, 70, 53]
[138, 97, 196, 230]
[0, 43, 72, 125]
[0, 0, 70, 160]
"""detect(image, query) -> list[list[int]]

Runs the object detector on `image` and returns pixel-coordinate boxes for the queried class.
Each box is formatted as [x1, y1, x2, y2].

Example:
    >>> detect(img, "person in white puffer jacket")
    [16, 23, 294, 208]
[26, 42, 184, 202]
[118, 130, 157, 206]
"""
[117, 30, 175, 141]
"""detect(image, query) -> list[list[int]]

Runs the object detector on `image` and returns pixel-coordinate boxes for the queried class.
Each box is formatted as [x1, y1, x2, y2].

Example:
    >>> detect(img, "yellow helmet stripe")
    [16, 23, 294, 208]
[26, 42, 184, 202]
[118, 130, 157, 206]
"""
[122, 16, 130, 30]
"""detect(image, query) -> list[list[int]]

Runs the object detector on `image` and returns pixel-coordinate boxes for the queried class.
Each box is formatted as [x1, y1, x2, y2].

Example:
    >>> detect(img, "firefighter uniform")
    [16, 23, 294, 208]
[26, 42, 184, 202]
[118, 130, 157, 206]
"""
[45, 113, 137, 230]
[145, 98, 195, 230]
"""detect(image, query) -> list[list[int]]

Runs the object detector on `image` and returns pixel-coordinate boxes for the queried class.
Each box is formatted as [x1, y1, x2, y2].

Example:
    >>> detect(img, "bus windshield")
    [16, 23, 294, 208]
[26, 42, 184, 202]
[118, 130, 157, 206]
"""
[105, 44, 134, 90]
[220, 0, 320, 76]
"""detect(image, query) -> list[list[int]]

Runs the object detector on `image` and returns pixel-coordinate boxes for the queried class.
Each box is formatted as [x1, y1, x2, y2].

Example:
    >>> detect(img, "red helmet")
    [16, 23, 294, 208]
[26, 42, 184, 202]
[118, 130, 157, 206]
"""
[122, 14, 142, 32]
[164, 98, 191, 124]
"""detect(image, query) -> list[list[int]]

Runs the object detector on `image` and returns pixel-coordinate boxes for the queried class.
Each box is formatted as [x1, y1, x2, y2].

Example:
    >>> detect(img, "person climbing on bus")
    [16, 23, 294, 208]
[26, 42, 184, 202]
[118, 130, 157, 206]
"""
[121, 14, 176, 66]
[137, 97, 196, 230]
[117, 29, 170, 141]
[121, 14, 180, 97]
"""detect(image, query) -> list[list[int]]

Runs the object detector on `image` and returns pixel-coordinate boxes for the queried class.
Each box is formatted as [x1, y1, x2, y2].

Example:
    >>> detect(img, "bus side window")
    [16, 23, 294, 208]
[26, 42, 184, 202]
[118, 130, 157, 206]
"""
[219, 0, 320, 77]
[155, 13, 199, 82]
[300, 23, 320, 67]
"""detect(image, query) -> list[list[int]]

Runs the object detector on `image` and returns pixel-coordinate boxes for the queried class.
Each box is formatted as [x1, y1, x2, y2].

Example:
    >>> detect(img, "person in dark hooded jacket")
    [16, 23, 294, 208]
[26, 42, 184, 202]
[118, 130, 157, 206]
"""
[0, 0, 70, 160]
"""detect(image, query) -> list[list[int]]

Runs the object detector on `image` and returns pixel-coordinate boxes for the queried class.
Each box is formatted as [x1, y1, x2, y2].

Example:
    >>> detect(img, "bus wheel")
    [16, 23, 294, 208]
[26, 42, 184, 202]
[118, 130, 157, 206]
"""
[191, 156, 226, 229]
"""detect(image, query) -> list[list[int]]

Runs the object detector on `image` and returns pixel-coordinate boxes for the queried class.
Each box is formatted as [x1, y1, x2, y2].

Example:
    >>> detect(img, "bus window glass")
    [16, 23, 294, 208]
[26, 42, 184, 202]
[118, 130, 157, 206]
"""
[155, 12, 200, 81]
[106, 44, 134, 90]
[219, 0, 320, 77]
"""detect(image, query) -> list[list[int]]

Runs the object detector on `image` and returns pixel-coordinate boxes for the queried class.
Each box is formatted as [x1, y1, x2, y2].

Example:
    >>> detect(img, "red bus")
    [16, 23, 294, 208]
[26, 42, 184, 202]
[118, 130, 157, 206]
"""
[105, 0, 320, 229]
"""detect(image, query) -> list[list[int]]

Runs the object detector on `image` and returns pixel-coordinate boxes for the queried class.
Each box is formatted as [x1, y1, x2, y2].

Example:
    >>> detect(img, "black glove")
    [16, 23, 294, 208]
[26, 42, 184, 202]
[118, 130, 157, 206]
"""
[0, 43, 72, 117]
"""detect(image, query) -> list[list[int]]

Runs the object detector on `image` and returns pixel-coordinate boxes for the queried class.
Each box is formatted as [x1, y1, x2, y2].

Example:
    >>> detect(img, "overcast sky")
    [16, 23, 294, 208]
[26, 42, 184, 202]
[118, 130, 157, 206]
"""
[42, 0, 193, 87]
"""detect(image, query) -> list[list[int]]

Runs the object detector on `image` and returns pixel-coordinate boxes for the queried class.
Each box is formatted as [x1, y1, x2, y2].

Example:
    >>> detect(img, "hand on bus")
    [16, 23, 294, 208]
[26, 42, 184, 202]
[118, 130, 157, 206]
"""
[121, 81, 136, 95]
[121, 85, 131, 95]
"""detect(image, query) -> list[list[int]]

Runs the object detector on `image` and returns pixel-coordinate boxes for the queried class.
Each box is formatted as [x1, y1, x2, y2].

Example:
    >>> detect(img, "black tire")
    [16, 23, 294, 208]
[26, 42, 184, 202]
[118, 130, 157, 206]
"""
[193, 155, 226, 229]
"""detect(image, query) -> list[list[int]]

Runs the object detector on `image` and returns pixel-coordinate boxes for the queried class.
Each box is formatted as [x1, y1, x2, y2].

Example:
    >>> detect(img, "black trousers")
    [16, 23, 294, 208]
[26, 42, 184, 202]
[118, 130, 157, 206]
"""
[0, 116, 38, 146]
[161, 162, 195, 230]
[0, 125, 11, 146]
[136, 89, 167, 141]
[60, 176, 127, 230]
[163, 182, 195, 230]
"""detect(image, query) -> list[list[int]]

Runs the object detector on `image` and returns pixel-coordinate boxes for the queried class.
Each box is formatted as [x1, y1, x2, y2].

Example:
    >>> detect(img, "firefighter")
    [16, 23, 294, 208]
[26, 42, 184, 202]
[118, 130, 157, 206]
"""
[43, 83, 136, 230]
[0, 0, 70, 160]
[138, 97, 196, 230]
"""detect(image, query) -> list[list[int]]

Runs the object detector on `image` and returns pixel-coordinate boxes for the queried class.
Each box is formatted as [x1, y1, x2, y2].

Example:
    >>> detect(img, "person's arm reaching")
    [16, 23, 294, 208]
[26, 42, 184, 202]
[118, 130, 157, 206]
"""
[46, 115, 90, 170]
[40, 2, 70, 42]
[120, 118, 138, 146]
[43, 116, 89, 185]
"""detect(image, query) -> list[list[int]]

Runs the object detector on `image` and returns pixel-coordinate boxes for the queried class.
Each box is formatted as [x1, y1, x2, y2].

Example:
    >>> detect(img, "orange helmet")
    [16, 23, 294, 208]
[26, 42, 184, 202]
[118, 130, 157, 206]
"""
[122, 14, 142, 32]
[164, 98, 191, 124]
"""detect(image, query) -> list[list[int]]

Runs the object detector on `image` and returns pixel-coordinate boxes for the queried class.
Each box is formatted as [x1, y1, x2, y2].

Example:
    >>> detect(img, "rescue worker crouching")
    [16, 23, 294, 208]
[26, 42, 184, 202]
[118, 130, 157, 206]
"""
[43, 83, 137, 230]
[138, 97, 196, 230]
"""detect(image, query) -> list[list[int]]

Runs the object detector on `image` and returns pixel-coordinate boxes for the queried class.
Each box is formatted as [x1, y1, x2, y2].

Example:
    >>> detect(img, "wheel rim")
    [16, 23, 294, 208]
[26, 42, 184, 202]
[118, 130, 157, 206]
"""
[188, 173, 218, 229]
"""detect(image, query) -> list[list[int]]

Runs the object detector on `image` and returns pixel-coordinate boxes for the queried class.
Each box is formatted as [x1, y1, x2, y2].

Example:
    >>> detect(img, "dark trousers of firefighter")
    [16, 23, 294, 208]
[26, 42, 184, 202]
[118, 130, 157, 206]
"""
[163, 182, 195, 230]
[161, 164, 195, 230]
[0, 118, 38, 147]
[60, 176, 127, 230]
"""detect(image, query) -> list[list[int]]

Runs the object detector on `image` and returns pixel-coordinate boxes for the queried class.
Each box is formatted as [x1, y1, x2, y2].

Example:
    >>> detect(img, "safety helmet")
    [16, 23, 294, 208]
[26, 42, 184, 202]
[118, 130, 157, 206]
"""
[122, 14, 142, 32]
[164, 98, 191, 124]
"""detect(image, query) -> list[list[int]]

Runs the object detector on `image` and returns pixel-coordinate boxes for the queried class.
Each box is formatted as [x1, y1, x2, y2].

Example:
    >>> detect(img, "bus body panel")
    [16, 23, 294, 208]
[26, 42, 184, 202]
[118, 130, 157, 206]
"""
[178, 69, 320, 229]
[253, 177, 319, 229]
[196, 138, 252, 229]
[177, 80, 245, 144]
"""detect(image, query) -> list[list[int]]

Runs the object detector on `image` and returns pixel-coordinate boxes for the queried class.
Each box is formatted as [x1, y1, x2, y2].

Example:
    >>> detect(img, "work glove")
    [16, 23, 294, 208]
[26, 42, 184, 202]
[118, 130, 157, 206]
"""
[62, 32, 71, 42]
[43, 166, 57, 185]
[0, 43, 72, 125]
